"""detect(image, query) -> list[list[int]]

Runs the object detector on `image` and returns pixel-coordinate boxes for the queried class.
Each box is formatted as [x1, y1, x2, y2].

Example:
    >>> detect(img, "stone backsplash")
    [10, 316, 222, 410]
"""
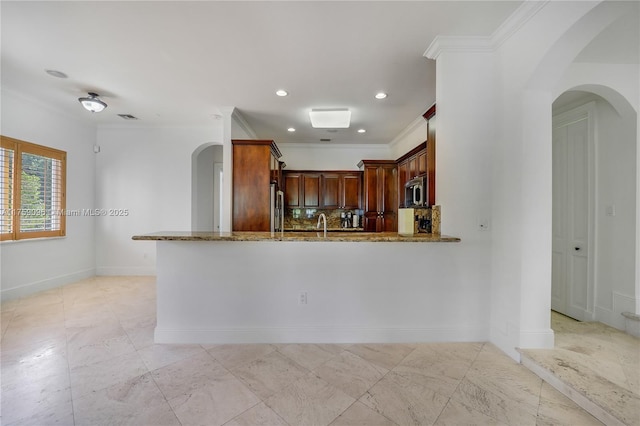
[284, 208, 363, 230]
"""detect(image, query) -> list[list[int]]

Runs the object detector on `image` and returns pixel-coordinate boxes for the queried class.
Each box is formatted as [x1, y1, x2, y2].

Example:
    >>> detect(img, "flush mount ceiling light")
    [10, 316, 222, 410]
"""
[276, 90, 288, 97]
[287, 127, 296, 132]
[357, 129, 366, 133]
[78, 92, 107, 113]
[375, 92, 387, 99]
[309, 108, 351, 128]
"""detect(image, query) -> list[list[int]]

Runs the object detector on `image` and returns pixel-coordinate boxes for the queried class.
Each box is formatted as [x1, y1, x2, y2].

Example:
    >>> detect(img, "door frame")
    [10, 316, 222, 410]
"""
[552, 100, 597, 321]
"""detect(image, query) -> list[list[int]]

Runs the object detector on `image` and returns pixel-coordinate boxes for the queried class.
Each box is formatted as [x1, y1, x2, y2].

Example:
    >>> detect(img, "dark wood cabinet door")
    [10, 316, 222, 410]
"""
[342, 173, 362, 209]
[363, 212, 379, 232]
[417, 150, 427, 177]
[397, 160, 408, 207]
[380, 164, 398, 217]
[381, 212, 397, 232]
[303, 174, 321, 207]
[363, 165, 380, 215]
[408, 156, 418, 179]
[321, 174, 340, 208]
[284, 173, 302, 208]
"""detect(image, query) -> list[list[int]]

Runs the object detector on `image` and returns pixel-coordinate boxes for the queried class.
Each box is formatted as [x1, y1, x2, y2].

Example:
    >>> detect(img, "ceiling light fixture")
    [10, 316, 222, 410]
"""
[276, 90, 288, 97]
[309, 108, 351, 128]
[357, 129, 366, 133]
[78, 92, 107, 113]
[375, 92, 387, 99]
[287, 127, 295, 132]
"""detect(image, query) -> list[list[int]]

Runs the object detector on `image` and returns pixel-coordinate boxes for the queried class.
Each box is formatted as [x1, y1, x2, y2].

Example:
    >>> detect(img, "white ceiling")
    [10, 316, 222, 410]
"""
[1, 1, 522, 144]
[2, 1, 636, 145]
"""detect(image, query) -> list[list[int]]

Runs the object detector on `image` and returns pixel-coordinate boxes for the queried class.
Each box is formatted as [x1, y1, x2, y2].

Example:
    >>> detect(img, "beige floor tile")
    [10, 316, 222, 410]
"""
[360, 371, 449, 426]
[168, 370, 261, 426]
[1, 370, 72, 425]
[225, 402, 289, 426]
[393, 342, 481, 397]
[1, 309, 15, 337]
[1, 337, 68, 386]
[346, 344, 415, 370]
[73, 372, 180, 426]
[3, 399, 74, 426]
[69, 350, 148, 398]
[315, 350, 388, 399]
[66, 321, 136, 369]
[329, 401, 397, 426]
[536, 382, 603, 426]
[1, 321, 67, 351]
[434, 398, 506, 425]
[232, 350, 309, 400]
[137, 343, 204, 371]
[450, 378, 537, 426]
[277, 343, 343, 370]
[467, 345, 542, 409]
[151, 351, 226, 400]
[108, 296, 156, 321]
[204, 343, 277, 370]
[266, 373, 355, 426]
[119, 313, 156, 350]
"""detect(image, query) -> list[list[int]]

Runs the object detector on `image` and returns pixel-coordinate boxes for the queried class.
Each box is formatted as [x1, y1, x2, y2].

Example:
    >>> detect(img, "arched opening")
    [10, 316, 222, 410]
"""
[551, 88, 637, 330]
[191, 144, 224, 232]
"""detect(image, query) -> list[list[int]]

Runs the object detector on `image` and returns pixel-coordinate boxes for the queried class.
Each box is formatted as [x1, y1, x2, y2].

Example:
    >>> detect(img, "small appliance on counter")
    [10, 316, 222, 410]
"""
[397, 206, 441, 235]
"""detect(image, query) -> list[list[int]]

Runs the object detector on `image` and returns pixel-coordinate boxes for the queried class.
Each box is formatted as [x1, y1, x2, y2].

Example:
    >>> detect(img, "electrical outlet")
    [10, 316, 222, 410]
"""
[298, 292, 308, 305]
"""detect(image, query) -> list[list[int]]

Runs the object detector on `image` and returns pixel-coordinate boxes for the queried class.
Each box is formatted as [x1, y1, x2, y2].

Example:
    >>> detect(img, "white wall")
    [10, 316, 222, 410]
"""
[95, 124, 221, 275]
[0, 90, 97, 300]
[278, 143, 391, 171]
[592, 98, 637, 328]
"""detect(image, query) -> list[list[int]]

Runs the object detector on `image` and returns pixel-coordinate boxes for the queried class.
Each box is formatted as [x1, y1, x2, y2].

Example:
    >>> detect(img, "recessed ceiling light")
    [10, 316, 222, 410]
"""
[357, 129, 366, 133]
[276, 90, 288, 97]
[375, 92, 387, 99]
[45, 69, 68, 78]
[287, 127, 295, 132]
[309, 108, 351, 128]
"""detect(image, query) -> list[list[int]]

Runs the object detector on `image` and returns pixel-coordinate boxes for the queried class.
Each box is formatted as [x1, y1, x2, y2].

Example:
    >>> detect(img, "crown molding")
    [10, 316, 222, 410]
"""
[388, 114, 429, 148]
[277, 142, 390, 150]
[230, 108, 257, 139]
[424, 1, 549, 59]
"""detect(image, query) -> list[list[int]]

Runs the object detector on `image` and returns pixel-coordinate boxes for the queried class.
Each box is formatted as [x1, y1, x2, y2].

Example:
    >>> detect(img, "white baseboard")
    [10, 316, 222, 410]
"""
[518, 328, 555, 349]
[154, 326, 489, 345]
[1, 268, 95, 302]
[96, 266, 156, 276]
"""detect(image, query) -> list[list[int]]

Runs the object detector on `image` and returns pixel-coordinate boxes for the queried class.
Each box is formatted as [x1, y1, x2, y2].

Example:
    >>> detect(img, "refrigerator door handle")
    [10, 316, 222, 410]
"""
[277, 190, 285, 237]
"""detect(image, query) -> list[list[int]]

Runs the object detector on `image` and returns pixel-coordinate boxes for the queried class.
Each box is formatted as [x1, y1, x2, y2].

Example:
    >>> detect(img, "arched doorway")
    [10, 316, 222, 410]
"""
[551, 88, 637, 329]
[191, 144, 224, 232]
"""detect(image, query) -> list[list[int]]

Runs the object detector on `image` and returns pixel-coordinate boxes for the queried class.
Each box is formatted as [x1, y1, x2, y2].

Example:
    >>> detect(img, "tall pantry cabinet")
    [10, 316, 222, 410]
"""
[232, 139, 282, 231]
[358, 160, 398, 232]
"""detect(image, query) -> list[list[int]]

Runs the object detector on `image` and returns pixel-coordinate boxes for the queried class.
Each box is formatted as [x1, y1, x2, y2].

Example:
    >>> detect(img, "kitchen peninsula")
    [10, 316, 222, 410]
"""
[133, 231, 467, 345]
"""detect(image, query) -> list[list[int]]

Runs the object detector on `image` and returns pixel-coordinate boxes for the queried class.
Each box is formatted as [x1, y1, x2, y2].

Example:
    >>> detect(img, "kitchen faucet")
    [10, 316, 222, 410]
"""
[316, 213, 327, 238]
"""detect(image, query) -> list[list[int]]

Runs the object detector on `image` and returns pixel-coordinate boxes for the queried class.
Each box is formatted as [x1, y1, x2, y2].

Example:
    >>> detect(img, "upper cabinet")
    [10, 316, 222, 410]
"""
[321, 172, 362, 209]
[232, 139, 282, 231]
[283, 171, 362, 209]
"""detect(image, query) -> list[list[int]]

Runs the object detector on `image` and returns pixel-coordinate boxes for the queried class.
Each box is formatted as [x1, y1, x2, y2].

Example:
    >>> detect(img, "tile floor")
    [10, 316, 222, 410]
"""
[520, 312, 640, 426]
[1, 276, 603, 425]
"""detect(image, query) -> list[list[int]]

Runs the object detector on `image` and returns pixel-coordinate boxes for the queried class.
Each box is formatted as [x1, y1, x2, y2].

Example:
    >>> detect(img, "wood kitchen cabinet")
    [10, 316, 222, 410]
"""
[359, 160, 397, 232]
[284, 172, 321, 208]
[284, 171, 362, 209]
[232, 139, 282, 231]
[396, 143, 427, 208]
[321, 172, 362, 209]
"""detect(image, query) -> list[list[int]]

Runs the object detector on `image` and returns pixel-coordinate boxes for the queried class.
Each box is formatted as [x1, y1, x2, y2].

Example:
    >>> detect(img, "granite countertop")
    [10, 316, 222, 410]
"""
[132, 231, 461, 243]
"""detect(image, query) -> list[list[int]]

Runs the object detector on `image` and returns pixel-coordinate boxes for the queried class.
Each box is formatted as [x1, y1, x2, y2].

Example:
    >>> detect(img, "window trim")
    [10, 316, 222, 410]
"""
[1, 135, 67, 241]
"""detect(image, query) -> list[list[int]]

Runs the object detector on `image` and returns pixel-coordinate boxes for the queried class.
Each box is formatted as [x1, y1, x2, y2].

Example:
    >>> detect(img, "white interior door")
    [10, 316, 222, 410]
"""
[552, 104, 595, 321]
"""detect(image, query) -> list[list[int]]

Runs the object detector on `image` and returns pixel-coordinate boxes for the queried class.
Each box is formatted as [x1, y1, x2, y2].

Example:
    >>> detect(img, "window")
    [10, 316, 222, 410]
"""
[1, 136, 66, 241]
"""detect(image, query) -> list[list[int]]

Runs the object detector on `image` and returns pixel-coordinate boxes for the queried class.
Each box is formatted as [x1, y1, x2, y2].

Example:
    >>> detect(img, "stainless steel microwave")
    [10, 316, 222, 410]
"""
[404, 176, 429, 207]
